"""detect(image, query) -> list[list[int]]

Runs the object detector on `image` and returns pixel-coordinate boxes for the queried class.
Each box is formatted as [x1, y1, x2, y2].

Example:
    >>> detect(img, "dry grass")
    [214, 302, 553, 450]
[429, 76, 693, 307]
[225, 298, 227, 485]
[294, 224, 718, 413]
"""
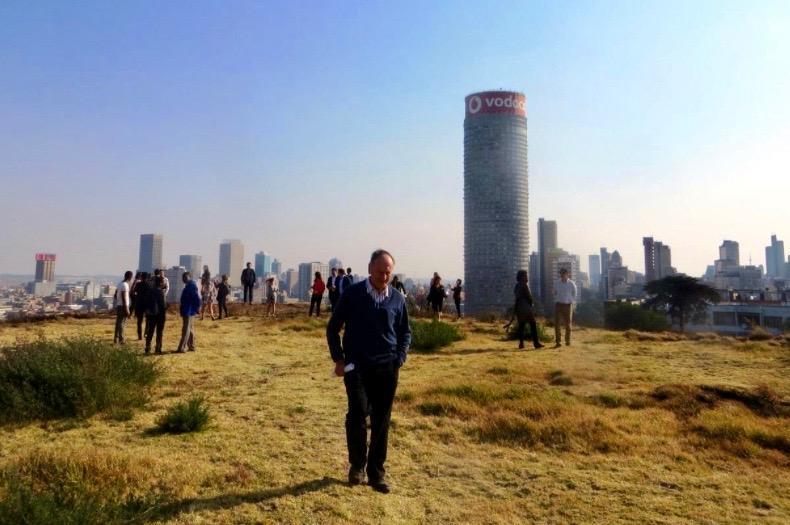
[0, 306, 788, 524]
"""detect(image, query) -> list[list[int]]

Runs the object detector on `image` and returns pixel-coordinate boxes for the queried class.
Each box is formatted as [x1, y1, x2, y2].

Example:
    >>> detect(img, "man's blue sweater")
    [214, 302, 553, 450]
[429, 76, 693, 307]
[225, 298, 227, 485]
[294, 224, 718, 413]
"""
[180, 280, 201, 317]
[327, 280, 412, 367]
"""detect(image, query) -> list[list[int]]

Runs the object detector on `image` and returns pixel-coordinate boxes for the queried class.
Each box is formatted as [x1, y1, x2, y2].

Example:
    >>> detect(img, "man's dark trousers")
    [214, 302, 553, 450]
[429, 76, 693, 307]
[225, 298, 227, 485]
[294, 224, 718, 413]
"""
[344, 360, 399, 482]
[144, 313, 166, 352]
[243, 285, 254, 304]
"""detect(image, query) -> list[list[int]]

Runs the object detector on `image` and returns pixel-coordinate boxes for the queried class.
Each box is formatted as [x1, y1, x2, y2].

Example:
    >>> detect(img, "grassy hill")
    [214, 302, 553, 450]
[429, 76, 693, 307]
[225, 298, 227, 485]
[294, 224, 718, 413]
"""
[0, 306, 788, 524]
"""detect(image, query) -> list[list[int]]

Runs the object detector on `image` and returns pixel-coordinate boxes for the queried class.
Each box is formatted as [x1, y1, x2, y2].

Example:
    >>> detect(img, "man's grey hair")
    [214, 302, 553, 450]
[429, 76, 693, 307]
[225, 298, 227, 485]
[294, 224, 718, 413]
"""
[369, 249, 395, 265]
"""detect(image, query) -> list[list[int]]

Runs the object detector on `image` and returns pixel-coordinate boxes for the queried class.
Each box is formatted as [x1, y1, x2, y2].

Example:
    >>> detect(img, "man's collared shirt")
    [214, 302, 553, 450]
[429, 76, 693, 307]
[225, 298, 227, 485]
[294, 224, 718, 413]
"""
[555, 279, 577, 304]
[365, 278, 390, 305]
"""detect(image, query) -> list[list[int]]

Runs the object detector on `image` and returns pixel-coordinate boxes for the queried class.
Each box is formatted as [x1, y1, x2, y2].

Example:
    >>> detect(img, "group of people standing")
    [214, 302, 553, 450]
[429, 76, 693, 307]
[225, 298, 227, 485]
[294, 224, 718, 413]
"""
[113, 268, 190, 354]
[197, 267, 231, 321]
[308, 267, 355, 317]
[425, 273, 463, 320]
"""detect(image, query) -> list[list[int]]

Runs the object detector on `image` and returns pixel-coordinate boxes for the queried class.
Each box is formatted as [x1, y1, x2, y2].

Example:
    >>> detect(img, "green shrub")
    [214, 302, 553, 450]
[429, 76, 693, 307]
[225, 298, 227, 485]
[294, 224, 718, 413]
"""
[156, 395, 210, 434]
[0, 338, 159, 424]
[410, 320, 465, 351]
[574, 300, 605, 328]
[604, 302, 669, 332]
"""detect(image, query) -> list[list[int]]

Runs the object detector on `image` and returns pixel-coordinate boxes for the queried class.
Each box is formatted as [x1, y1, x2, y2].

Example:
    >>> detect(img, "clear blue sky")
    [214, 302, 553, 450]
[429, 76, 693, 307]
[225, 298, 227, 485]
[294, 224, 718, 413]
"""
[1, 0, 788, 278]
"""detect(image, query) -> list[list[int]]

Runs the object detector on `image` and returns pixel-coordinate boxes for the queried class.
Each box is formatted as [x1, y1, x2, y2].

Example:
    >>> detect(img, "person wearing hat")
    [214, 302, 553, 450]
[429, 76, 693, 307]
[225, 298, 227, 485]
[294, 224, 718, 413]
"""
[554, 268, 577, 347]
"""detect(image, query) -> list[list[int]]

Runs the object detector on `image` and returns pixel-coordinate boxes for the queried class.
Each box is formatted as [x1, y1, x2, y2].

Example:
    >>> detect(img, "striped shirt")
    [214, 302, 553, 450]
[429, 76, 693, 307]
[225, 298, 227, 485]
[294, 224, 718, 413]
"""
[365, 278, 390, 304]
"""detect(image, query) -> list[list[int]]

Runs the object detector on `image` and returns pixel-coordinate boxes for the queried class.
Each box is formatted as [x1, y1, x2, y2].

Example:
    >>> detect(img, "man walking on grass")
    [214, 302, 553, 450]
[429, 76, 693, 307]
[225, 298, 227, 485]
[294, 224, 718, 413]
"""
[327, 249, 411, 494]
[554, 268, 577, 348]
[176, 271, 201, 353]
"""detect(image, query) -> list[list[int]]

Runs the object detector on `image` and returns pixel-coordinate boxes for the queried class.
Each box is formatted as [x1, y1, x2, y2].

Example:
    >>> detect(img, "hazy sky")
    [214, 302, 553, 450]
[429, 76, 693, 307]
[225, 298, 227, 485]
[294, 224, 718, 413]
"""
[1, 1, 788, 278]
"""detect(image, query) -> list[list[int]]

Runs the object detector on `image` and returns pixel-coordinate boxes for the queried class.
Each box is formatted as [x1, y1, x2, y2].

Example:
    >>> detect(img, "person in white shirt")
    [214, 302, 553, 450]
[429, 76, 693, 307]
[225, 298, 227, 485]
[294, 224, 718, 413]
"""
[554, 268, 577, 347]
[114, 271, 133, 344]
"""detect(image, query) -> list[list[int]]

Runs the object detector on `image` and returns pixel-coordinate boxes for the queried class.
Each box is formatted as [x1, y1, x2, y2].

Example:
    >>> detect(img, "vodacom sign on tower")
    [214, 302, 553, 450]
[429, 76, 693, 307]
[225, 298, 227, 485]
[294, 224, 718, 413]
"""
[465, 91, 526, 117]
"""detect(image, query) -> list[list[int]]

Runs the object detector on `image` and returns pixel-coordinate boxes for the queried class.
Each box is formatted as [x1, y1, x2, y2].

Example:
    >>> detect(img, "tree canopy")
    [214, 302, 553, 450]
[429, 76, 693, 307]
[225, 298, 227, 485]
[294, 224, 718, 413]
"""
[643, 275, 720, 332]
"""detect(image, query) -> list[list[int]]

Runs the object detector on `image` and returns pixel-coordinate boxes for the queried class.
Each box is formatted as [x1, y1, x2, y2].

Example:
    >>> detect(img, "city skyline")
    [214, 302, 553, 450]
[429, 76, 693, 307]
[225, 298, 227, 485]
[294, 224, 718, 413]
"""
[1, 2, 789, 277]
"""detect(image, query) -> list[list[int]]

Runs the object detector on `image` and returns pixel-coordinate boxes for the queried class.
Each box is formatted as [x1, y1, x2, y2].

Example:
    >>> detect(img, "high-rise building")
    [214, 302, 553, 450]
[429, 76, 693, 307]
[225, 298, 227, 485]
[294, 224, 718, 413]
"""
[588, 254, 601, 289]
[178, 255, 202, 279]
[599, 248, 611, 299]
[643, 237, 657, 282]
[719, 240, 740, 267]
[765, 234, 785, 278]
[255, 252, 273, 277]
[164, 266, 187, 303]
[284, 268, 299, 298]
[219, 240, 244, 286]
[528, 252, 540, 299]
[537, 218, 558, 304]
[464, 90, 529, 316]
[298, 261, 330, 301]
[271, 259, 283, 278]
[138, 234, 163, 273]
[34, 253, 56, 282]
[643, 237, 675, 281]
[328, 258, 343, 271]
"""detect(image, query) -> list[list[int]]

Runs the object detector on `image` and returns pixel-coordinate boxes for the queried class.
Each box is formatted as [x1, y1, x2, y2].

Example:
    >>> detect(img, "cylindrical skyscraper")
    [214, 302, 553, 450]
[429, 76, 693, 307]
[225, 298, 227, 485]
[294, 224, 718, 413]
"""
[464, 90, 529, 316]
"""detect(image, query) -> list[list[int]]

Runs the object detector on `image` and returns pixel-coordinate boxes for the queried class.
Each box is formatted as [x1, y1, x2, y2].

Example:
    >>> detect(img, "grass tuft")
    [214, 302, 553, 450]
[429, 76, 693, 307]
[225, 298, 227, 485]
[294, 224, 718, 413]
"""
[0, 448, 175, 525]
[0, 337, 159, 424]
[155, 395, 210, 434]
[547, 370, 574, 386]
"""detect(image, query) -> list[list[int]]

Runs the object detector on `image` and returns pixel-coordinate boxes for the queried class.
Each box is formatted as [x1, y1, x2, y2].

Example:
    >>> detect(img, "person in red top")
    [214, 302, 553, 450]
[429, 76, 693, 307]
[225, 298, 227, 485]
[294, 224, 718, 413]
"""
[309, 271, 327, 317]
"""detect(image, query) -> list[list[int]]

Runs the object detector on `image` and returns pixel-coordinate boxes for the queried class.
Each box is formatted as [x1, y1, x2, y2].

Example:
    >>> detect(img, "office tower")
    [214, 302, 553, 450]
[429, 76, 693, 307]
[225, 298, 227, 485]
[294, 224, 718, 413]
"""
[298, 261, 330, 301]
[329, 257, 343, 270]
[164, 266, 187, 303]
[537, 218, 558, 303]
[657, 244, 673, 277]
[255, 252, 273, 277]
[271, 259, 282, 277]
[643, 237, 657, 281]
[528, 252, 540, 296]
[588, 254, 601, 288]
[34, 253, 56, 282]
[600, 248, 611, 299]
[219, 240, 244, 286]
[765, 234, 785, 278]
[719, 240, 740, 267]
[643, 237, 675, 281]
[178, 255, 202, 279]
[284, 268, 299, 298]
[138, 234, 163, 273]
[464, 90, 529, 315]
